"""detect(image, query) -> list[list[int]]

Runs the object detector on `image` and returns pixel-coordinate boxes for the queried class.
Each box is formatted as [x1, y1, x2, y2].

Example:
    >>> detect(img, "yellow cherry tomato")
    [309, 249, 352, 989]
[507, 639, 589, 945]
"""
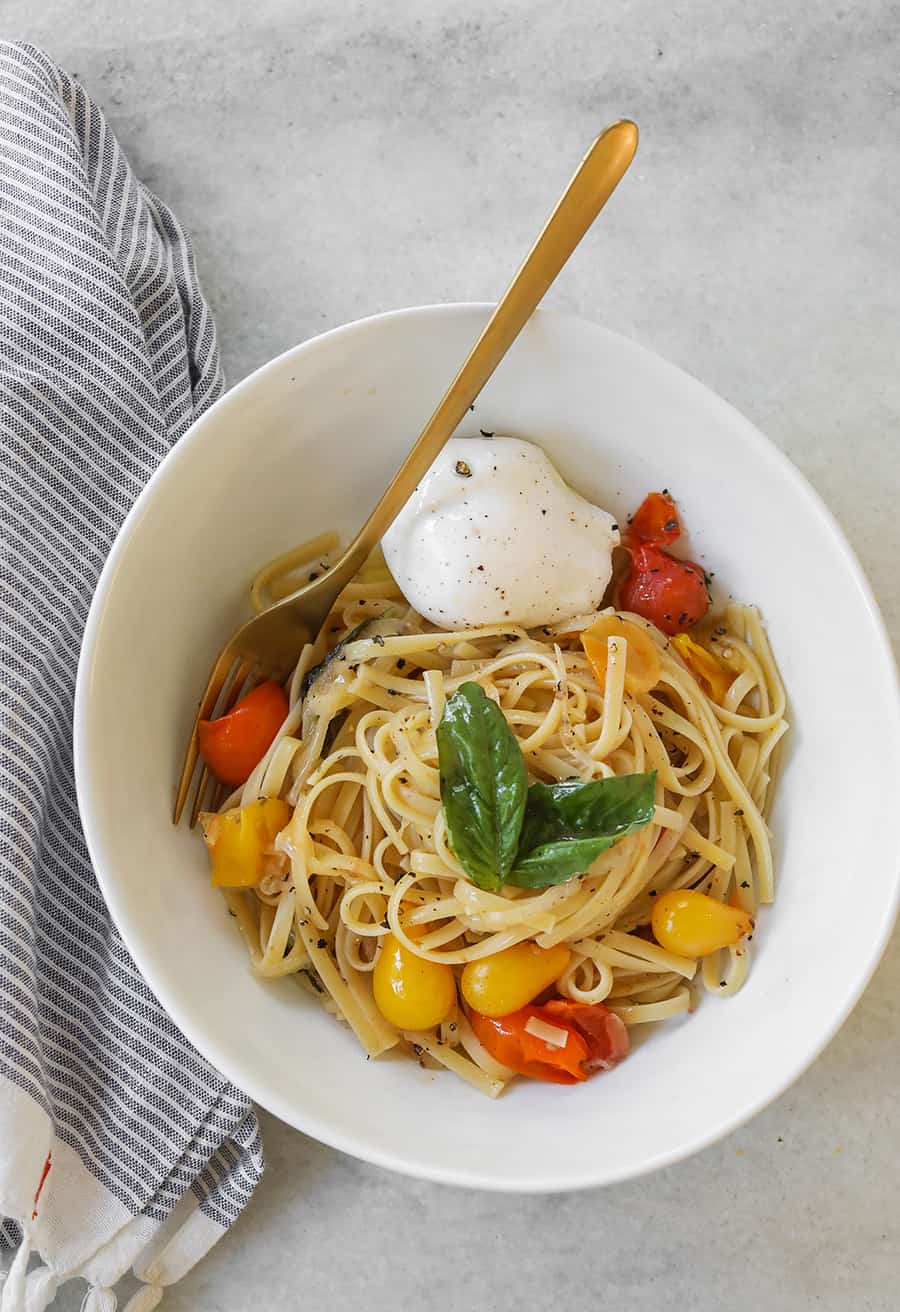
[460, 942, 571, 1018]
[581, 615, 661, 696]
[200, 798, 291, 887]
[373, 933, 456, 1030]
[652, 889, 753, 957]
[671, 633, 733, 703]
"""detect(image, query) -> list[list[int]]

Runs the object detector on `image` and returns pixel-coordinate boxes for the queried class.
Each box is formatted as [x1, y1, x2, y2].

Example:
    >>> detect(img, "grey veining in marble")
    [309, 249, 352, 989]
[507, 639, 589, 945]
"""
[5, 0, 899, 1307]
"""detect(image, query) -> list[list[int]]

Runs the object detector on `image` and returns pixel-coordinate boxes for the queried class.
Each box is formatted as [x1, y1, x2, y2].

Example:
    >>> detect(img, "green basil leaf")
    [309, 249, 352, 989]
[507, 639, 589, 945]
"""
[507, 771, 656, 889]
[437, 682, 528, 890]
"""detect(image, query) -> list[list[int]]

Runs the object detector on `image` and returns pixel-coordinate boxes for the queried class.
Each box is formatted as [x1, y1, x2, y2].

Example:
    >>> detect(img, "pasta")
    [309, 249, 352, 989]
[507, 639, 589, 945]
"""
[202, 538, 787, 1098]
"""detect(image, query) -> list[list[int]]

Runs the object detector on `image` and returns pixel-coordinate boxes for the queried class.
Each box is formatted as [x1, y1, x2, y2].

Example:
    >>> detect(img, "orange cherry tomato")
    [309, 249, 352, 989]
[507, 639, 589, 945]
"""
[628, 491, 682, 545]
[619, 543, 709, 636]
[198, 681, 289, 786]
[580, 614, 662, 696]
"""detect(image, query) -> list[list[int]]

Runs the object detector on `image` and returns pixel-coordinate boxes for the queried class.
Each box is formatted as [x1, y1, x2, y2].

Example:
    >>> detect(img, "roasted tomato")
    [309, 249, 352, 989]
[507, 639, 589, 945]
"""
[628, 491, 682, 545]
[619, 542, 709, 635]
[470, 999, 629, 1084]
[198, 681, 289, 786]
[543, 999, 630, 1072]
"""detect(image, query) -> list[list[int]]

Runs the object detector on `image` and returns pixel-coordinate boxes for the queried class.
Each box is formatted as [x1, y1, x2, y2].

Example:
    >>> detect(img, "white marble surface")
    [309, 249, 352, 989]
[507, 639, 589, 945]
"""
[8, 0, 899, 1306]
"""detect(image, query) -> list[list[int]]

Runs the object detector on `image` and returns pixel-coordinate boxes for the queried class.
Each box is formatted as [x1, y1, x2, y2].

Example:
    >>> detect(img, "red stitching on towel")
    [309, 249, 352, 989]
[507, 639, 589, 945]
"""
[32, 1152, 52, 1219]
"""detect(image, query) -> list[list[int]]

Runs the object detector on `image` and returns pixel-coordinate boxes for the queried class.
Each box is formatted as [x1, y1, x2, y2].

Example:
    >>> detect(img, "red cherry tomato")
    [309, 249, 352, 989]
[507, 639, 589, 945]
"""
[469, 1000, 629, 1084]
[470, 1004, 589, 1083]
[543, 999, 630, 1072]
[198, 681, 289, 787]
[628, 491, 682, 545]
[619, 543, 709, 636]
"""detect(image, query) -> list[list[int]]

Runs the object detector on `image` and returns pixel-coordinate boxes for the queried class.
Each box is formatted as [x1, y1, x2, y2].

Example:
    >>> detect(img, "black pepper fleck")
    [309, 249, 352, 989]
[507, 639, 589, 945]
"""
[316, 938, 327, 949]
[479, 428, 494, 438]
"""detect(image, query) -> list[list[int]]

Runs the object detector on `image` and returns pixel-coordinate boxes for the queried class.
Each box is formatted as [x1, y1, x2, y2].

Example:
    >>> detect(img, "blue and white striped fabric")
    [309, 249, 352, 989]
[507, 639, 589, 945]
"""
[0, 42, 263, 1311]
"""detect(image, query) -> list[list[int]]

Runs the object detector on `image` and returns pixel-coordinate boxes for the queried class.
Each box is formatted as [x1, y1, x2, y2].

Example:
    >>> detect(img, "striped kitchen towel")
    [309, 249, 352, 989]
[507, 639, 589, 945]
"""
[0, 41, 264, 1311]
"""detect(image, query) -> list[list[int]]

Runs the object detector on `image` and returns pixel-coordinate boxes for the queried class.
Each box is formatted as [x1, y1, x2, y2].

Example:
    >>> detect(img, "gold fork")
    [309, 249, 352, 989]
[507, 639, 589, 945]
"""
[174, 120, 639, 825]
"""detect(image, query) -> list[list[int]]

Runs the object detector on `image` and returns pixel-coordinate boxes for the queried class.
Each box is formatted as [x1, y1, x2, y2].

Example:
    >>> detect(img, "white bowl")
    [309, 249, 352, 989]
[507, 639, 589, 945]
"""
[75, 305, 900, 1191]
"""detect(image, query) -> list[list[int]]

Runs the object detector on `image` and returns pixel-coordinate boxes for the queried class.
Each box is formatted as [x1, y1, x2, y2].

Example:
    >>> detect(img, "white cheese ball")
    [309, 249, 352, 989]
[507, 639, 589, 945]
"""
[382, 436, 619, 629]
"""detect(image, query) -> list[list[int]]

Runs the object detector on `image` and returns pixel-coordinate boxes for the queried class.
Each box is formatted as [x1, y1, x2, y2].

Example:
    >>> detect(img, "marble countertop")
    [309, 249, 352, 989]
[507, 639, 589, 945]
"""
[13, 0, 898, 1307]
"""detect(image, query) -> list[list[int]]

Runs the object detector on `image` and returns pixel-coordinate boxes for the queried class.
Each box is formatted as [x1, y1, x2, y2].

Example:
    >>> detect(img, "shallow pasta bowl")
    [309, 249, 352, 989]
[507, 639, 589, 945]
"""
[74, 304, 900, 1190]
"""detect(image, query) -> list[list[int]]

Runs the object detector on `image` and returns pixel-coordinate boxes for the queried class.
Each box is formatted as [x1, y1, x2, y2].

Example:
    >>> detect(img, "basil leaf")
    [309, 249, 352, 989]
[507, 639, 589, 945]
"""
[507, 771, 656, 888]
[437, 682, 528, 890]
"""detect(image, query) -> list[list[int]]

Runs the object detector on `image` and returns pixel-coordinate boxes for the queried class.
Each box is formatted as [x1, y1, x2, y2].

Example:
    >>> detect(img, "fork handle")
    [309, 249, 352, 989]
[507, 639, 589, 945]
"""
[330, 119, 639, 586]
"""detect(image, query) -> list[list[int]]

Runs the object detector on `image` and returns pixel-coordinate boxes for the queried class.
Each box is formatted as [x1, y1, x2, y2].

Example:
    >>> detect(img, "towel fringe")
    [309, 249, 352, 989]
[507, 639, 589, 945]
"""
[81, 1286, 117, 1312]
[0, 1225, 32, 1312]
[121, 1284, 164, 1312]
[23, 1266, 58, 1312]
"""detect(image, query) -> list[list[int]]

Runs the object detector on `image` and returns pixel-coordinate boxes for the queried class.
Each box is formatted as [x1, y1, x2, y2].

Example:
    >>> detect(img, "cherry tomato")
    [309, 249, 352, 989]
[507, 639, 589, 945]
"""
[469, 999, 629, 1084]
[619, 543, 709, 635]
[198, 680, 289, 786]
[543, 999, 629, 1072]
[628, 491, 682, 545]
[470, 1004, 589, 1083]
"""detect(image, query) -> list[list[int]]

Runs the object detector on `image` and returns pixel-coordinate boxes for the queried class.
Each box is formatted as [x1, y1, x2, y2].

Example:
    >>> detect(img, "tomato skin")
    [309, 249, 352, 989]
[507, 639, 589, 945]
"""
[469, 1005, 589, 1083]
[629, 491, 681, 545]
[619, 543, 709, 636]
[543, 1000, 629, 1072]
[198, 681, 289, 786]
